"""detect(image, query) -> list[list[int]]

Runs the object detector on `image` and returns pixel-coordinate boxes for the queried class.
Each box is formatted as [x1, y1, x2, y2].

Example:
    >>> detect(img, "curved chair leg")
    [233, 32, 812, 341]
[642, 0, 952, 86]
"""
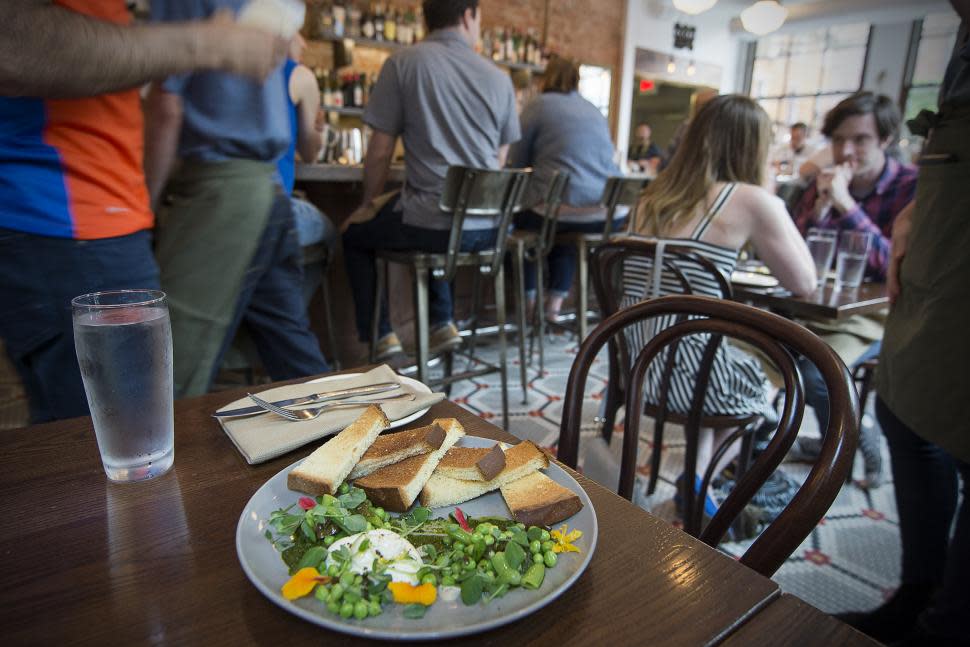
[512, 242, 529, 404]
[494, 265, 510, 429]
[577, 237, 588, 343]
[413, 266, 431, 387]
[369, 257, 387, 364]
[647, 418, 665, 496]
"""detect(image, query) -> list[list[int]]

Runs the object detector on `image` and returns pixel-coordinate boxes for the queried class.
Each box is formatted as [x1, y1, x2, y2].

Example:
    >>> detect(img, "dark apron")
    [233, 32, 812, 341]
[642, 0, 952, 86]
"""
[877, 103, 970, 463]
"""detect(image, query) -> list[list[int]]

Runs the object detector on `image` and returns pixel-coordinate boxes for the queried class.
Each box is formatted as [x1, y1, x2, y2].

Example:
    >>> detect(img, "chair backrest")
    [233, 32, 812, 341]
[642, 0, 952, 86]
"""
[437, 165, 531, 280]
[531, 170, 570, 259]
[600, 177, 650, 240]
[557, 295, 858, 577]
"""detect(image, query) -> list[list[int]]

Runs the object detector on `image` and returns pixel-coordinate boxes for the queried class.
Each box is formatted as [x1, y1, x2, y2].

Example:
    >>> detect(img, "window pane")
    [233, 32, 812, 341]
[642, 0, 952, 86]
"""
[814, 93, 850, 131]
[752, 58, 787, 97]
[904, 85, 941, 121]
[921, 11, 961, 38]
[779, 97, 815, 128]
[757, 34, 790, 58]
[827, 23, 870, 48]
[913, 34, 957, 85]
[821, 46, 865, 92]
[790, 29, 825, 54]
[785, 52, 823, 94]
[758, 98, 780, 123]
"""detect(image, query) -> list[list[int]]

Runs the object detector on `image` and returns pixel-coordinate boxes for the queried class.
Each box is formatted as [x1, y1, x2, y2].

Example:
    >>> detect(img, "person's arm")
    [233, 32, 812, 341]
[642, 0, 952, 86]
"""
[359, 129, 397, 207]
[506, 99, 537, 169]
[747, 189, 817, 296]
[143, 83, 183, 209]
[497, 144, 510, 168]
[0, 2, 288, 98]
[290, 64, 323, 163]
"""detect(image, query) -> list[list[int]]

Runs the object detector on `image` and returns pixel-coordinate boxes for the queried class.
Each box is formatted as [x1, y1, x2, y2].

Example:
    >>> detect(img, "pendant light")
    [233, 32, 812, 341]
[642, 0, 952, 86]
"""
[740, 1, 788, 36]
[672, 0, 718, 15]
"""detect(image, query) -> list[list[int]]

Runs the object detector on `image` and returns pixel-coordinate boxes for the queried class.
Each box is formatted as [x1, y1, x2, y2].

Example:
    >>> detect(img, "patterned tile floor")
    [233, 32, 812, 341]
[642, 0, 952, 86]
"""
[439, 327, 900, 616]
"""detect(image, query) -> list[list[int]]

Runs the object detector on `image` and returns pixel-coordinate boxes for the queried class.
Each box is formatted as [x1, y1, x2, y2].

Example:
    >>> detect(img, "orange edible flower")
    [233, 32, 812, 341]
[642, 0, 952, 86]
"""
[550, 524, 582, 554]
[388, 581, 437, 606]
[281, 567, 330, 600]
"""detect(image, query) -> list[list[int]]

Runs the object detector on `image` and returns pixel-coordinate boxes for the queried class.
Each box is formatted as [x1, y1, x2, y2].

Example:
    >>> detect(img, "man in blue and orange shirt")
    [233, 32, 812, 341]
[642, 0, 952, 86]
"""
[0, 0, 287, 422]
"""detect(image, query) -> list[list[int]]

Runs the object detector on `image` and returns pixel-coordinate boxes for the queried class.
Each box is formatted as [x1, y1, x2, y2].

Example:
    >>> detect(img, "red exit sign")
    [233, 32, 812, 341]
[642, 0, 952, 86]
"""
[639, 79, 655, 93]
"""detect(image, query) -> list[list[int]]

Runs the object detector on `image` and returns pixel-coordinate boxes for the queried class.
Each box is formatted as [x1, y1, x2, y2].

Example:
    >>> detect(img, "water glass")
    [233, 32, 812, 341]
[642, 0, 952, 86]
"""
[835, 231, 871, 289]
[72, 290, 174, 483]
[806, 228, 837, 286]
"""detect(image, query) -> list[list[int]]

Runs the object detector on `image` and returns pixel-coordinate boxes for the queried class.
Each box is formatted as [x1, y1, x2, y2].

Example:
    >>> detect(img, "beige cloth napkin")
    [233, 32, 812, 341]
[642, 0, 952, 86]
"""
[216, 365, 445, 464]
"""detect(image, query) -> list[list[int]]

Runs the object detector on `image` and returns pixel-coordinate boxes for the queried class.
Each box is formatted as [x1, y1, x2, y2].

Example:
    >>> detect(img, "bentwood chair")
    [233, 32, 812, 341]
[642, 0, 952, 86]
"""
[553, 176, 650, 343]
[369, 166, 530, 429]
[591, 238, 763, 499]
[507, 170, 570, 403]
[558, 295, 859, 577]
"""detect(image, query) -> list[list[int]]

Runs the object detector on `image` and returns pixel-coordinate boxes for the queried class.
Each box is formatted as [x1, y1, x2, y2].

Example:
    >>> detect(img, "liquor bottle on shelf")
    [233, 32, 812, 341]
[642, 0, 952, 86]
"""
[331, 71, 344, 107]
[374, 3, 385, 41]
[318, 2, 334, 36]
[348, 1, 362, 38]
[504, 28, 514, 63]
[361, 4, 375, 39]
[481, 29, 493, 59]
[352, 74, 365, 108]
[399, 8, 413, 44]
[384, 7, 397, 43]
[492, 28, 504, 61]
[332, 1, 346, 37]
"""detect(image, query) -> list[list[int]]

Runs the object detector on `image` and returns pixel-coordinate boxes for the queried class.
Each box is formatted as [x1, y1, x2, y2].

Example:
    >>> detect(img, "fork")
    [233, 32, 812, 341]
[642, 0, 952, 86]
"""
[246, 391, 415, 421]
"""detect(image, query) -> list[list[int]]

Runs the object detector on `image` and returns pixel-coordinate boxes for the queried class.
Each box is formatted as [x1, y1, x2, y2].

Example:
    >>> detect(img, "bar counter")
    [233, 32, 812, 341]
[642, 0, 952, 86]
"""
[295, 162, 406, 183]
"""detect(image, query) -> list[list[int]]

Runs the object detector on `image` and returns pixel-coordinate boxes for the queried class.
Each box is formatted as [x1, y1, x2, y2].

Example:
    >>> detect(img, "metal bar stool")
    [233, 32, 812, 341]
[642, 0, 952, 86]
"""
[551, 176, 649, 346]
[507, 170, 570, 403]
[368, 166, 531, 429]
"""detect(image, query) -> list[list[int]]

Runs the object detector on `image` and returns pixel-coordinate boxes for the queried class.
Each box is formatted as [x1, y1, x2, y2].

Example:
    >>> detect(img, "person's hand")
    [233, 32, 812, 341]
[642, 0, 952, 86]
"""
[887, 200, 915, 306]
[202, 10, 289, 80]
[828, 163, 857, 214]
[341, 201, 375, 234]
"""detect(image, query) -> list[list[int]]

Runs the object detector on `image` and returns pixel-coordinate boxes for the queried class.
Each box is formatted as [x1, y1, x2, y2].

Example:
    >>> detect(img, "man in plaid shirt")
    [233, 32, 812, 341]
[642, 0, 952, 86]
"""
[791, 92, 917, 281]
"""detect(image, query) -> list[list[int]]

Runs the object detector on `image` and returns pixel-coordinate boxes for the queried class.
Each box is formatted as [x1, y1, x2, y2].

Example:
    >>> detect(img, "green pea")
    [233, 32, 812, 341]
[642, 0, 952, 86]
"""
[330, 584, 344, 602]
[450, 564, 461, 576]
[515, 523, 526, 530]
[324, 535, 336, 547]
[339, 572, 354, 588]
[484, 535, 495, 546]
[369, 601, 382, 617]
[543, 550, 558, 568]
[366, 522, 374, 531]
[354, 574, 363, 586]
[540, 530, 551, 542]
[354, 600, 369, 620]
[530, 539, 542, 554]
[327, 600, 341, 614]
[477, 558, 490, 570]
[373, 506, 386, 519]
[314, 586, 330, 603]
[339, 602, 354, 619]
[338, 483, 350, 495]
[421, 573, 437, 586]
[326, 563, 340, 577]
[441, 575, 456, 586]
[541, 541, 554, 552]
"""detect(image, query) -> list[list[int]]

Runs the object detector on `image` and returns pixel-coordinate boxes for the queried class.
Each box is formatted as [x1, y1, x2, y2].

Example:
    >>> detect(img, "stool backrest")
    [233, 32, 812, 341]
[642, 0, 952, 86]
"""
[438, 166, 531, 279]
[600, 177, 650, 241]
[557, 294, 859, 577]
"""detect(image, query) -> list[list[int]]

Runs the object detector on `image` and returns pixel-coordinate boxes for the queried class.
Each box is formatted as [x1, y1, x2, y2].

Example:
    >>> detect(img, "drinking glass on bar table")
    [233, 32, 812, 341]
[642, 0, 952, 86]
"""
[806, 228, 837, 286]
[72, 290, 174, 483]
[835, 231, 871, 290]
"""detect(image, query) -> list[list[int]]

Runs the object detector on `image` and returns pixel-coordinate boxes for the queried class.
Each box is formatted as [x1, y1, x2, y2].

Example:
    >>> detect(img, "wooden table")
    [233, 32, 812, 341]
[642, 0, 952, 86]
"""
[732, 281, 888, 321]
[722, 594, 880, 646]
[1, 379, 850, 645]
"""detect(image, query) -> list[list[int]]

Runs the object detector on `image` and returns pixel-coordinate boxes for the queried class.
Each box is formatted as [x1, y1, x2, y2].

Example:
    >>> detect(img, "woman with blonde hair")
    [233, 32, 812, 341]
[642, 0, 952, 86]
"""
[624, 94, 815, 519]
[509, 55, 623, 322]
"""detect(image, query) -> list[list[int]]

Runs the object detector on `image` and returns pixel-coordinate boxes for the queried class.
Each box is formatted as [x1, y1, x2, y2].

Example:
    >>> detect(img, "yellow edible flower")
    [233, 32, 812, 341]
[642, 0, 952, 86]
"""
[550, 524, 582, 554]
[281, 567, 329, 600]
[388, 581, 437, 605]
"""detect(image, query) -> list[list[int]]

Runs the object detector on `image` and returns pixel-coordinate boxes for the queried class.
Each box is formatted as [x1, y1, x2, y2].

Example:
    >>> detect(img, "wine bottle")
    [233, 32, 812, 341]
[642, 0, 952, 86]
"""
[362, 3, 374, 39]
[384, 7, 396, 43]
[414, 5, 425, 41]
[374, 3, 385, 41]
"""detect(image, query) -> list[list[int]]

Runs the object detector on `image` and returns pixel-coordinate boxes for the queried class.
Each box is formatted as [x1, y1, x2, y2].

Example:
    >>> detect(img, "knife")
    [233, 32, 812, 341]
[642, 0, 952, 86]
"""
[213, 382, 400, 418]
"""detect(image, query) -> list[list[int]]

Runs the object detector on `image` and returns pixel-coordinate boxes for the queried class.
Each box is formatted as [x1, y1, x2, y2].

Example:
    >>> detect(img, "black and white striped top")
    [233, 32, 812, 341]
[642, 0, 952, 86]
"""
[622, 183, 773, 417]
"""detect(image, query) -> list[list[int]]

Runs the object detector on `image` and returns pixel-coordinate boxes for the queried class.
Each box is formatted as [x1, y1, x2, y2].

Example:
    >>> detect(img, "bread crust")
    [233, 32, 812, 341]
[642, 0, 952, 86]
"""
[348, 423, 447, 480]
[500, 471, 583, 526]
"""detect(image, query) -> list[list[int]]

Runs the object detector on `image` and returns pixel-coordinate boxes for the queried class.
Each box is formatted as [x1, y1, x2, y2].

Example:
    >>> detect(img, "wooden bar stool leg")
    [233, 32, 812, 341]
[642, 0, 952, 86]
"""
[577, 238, 588, 342]
[513, 242, 529, 404]
[413, 266, 431, 387]
[494, 265, 510, 429]
[369, 257, 387, 364]
[319, 270, 340, 370]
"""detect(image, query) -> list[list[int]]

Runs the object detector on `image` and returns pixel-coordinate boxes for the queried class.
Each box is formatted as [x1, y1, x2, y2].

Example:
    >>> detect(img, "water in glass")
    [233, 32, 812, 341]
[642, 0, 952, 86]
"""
[806, 234, 836, 285]
[835, 252, 867, 289]
[73, 292, 174, 482]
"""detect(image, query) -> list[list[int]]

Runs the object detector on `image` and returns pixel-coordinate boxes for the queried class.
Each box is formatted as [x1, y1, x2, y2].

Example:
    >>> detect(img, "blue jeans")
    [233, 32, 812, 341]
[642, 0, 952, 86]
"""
[0, 228, 160, 422]
[800, 340, 882, 432]
[343, 199, 497, 341]
[291, 197, 337, 305]
[877, 397, 969, 639]
[213, 194, 330, 384]
[513, 211, 627, 296]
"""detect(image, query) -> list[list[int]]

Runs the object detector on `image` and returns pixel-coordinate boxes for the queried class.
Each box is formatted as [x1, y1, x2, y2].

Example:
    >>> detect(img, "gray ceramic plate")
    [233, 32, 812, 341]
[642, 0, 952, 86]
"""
[236, 436, 598, 641]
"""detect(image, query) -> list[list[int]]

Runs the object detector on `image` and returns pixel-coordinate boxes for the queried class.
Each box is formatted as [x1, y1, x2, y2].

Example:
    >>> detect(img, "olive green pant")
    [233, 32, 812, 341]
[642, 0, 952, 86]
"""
[154, 160, 275, 398]
[878, 104, 970, 464]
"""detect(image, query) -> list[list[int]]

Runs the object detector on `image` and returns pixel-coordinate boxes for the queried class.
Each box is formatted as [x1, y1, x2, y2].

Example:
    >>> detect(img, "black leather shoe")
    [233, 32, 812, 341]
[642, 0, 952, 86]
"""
[836, 583, 938, 644]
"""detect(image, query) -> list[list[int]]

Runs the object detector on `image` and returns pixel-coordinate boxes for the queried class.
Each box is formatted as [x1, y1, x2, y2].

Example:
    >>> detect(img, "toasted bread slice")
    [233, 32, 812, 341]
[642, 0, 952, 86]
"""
[354, 419, 465, 512]
[287, 405, 390, 496]
[500, 471, 583, 526]
[436, 444, 506, 481]
[419, 441, 549, 508]
[348, 423, 447, 481]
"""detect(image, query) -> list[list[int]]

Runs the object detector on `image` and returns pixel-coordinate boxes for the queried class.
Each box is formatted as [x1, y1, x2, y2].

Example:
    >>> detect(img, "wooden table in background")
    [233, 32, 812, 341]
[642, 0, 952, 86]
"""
[0, 374, 857, 645]
[722, 594, 880, 646]
[732, 281, 888, 321]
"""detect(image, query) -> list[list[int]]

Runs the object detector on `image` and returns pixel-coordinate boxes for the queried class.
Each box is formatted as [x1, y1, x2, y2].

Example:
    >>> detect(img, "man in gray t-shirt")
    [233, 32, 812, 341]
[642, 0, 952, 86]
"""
[343, 0, 520, 360]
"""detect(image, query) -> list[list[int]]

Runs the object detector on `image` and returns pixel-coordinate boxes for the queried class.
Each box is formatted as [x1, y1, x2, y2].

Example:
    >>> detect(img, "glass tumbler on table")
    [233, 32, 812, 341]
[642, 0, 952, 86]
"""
[72, 290, 174, 483]
[806, 228, 837, 286]
[835, 231, 872, 289]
